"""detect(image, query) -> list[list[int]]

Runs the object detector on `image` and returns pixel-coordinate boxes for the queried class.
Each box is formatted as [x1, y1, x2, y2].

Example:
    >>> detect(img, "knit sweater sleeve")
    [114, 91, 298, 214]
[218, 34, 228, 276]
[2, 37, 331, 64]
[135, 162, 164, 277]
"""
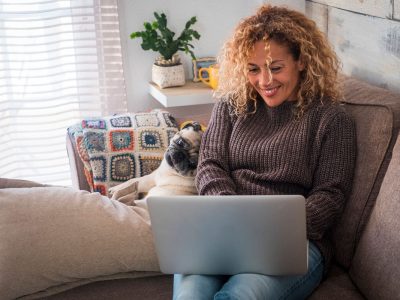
[195, 101, 237, 195]
[306, 110, 357, 240]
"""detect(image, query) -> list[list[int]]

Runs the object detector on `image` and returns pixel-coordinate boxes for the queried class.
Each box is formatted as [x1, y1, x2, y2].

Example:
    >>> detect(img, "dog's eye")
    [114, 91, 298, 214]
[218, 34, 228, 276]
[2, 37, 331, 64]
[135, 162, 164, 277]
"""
[174, 137, 190, 149]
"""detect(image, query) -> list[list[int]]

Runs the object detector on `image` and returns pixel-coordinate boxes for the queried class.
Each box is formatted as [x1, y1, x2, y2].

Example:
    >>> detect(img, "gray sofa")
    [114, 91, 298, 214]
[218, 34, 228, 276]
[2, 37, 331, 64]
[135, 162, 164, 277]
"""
[3, 76, 400, 299]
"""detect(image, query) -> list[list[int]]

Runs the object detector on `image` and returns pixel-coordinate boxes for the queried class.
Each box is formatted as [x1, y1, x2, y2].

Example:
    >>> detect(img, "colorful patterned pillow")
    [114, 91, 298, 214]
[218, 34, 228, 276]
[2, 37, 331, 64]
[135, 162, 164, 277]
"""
[68, 110, 178, 196]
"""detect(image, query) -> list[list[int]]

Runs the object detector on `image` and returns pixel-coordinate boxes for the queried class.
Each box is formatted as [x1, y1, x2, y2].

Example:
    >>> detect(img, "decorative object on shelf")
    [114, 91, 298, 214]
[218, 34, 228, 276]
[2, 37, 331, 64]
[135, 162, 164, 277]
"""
[192, 57, 216, 82]
[152, 62, 185, 89]
[198, 64, 219, 90]
[130, 12, 201, 89]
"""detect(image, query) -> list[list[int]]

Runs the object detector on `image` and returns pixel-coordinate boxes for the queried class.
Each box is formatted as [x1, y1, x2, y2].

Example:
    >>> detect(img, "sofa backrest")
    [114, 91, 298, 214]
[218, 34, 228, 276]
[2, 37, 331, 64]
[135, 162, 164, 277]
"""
[348, 132, 400, 300]
[332, 76, 400, 269]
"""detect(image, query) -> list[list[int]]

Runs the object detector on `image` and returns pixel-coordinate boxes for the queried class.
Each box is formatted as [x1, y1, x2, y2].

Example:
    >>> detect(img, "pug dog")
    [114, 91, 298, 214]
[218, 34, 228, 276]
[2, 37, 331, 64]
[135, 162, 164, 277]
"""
[108, 122, 203, 203]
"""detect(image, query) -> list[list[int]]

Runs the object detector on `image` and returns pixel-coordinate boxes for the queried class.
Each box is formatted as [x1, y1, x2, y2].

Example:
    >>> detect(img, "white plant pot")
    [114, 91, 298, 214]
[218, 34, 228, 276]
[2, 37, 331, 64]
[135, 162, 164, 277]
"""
[152, 63, 185, 89]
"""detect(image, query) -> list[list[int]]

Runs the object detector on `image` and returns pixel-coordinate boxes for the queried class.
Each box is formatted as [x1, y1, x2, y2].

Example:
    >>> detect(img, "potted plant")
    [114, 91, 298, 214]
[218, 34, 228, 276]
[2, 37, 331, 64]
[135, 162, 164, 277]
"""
[131, 12, 201, 88]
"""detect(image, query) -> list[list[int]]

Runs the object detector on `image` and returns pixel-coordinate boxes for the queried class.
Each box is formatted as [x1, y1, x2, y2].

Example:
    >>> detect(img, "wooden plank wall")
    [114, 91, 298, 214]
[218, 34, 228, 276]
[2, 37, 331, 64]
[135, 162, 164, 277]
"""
[306, 0, 400, 94]
[309, 0, 392, 18]
[266, 0, 305, 12]
[395, 0, 400, 20]
[305, 1, 328, 35]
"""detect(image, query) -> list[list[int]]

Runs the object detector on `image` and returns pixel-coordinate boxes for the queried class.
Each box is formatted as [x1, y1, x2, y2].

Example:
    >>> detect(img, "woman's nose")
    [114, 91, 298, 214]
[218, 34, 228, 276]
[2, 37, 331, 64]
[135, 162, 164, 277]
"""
[258, 69, 272, 86]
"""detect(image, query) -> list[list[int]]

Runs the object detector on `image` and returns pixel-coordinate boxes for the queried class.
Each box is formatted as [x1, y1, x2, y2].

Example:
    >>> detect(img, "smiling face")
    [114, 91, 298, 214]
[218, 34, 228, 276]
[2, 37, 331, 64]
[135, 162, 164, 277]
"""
[247, 40, 304, 108]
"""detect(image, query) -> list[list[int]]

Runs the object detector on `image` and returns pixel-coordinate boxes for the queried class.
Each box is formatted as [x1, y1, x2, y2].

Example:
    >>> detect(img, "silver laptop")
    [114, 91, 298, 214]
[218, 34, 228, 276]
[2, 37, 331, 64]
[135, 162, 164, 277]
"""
[147, 195, 308, 276]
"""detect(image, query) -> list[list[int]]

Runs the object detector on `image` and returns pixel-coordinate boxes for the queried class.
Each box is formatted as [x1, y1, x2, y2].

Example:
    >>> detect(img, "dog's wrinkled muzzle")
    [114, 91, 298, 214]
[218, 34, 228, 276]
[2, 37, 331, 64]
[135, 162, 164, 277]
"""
[165, 146, 198, 176]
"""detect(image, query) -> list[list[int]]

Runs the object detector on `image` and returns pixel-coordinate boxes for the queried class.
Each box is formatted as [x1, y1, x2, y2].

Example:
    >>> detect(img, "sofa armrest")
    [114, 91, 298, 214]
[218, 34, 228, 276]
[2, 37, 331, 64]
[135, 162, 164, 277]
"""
[0, 178, 47, 189]
[66, 132, 91, 192]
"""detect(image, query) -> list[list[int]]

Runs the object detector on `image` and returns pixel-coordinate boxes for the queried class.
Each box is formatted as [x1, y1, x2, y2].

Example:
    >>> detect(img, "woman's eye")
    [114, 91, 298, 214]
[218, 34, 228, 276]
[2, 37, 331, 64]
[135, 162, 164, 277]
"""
[270, 66, 282, 73]
[248, 68, 259, 74]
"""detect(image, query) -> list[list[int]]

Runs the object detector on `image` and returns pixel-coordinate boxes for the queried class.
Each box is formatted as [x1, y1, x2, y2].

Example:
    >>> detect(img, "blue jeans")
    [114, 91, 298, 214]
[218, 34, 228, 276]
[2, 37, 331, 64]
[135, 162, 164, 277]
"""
[173, 242, 323, 300]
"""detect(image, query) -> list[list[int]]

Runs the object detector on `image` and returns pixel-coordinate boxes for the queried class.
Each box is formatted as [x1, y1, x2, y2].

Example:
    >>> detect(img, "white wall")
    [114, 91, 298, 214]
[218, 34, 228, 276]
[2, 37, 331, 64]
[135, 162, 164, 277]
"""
[118, 0, 260, 112]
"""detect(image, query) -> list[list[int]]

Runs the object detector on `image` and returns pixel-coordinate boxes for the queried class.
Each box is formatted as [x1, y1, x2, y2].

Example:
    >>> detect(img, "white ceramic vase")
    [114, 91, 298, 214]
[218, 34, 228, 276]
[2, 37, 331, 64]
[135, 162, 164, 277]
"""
[152, 63, 185, 89]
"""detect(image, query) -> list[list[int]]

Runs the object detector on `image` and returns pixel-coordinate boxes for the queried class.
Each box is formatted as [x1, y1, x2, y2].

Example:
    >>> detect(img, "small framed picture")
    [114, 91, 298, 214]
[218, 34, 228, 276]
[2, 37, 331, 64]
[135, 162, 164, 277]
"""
[192, 57, 217, 82]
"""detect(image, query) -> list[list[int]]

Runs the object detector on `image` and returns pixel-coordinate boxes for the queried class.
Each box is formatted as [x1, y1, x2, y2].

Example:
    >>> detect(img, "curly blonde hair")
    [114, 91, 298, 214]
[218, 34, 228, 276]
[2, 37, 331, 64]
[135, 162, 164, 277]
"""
[215, 5, 341, 116]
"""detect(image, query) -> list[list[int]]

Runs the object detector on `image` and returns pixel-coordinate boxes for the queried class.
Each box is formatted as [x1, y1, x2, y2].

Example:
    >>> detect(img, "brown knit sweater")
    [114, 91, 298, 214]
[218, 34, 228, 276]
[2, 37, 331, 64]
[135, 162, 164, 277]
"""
[196, 99, 357, 271]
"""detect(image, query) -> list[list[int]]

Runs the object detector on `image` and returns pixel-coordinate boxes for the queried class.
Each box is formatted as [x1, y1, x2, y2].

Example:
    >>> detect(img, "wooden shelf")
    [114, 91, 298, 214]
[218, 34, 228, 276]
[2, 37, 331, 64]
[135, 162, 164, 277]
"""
[149, 81, 216, 107]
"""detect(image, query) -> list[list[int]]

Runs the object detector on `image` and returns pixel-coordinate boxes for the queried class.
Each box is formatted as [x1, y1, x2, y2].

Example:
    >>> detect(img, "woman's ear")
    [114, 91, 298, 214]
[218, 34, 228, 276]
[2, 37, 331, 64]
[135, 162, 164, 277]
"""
[297, 58, 305, 72]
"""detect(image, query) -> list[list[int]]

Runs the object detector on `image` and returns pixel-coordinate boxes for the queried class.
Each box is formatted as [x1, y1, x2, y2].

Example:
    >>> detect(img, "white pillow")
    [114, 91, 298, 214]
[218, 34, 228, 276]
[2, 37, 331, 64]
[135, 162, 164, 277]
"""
[0, 187, 160, 299]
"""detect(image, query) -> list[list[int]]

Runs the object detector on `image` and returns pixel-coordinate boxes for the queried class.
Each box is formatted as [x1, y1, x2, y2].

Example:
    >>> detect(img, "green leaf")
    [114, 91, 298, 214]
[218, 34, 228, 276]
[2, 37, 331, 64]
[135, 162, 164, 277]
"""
[144, 22, 152, 31]
[185, 16, 197, 29]
[193, 31, 200, 39]
[130, 32, 141, 39]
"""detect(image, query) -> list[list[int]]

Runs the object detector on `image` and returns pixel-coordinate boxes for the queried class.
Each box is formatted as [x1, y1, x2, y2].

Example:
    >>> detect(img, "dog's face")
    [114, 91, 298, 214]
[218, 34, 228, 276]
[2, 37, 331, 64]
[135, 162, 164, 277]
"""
[165, 122, 203, 177]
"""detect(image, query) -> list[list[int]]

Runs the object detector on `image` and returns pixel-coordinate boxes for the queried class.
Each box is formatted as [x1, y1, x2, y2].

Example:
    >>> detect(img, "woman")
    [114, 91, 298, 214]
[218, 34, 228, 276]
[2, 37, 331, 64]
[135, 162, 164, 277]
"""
[174, 5, 356, 300]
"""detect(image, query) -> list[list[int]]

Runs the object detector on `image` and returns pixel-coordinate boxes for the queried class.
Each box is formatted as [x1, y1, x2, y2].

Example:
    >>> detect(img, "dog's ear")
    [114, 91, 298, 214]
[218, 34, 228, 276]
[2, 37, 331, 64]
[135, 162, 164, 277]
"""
[181, 121, 205, 132]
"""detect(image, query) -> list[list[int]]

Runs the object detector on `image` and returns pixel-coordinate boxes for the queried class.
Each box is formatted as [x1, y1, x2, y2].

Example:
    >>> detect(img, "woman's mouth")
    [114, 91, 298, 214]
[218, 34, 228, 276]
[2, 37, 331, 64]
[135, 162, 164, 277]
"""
[260, 86, 279, 97]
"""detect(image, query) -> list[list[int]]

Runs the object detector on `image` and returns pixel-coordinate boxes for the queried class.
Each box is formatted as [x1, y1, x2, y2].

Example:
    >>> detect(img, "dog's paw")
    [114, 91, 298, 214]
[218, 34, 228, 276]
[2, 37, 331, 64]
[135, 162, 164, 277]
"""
[108, 178, 138, 196]
[109, 180, 140, 204]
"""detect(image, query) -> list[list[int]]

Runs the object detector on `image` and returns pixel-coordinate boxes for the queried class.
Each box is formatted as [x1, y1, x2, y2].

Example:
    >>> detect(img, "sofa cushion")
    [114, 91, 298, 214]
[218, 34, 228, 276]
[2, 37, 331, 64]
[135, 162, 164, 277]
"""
[309, 264, 365, 300]
[68, 110, 179, 196]
[332, 76, 400, 269]
[349, 134, 400, 300]
[0, 187, 160, 299]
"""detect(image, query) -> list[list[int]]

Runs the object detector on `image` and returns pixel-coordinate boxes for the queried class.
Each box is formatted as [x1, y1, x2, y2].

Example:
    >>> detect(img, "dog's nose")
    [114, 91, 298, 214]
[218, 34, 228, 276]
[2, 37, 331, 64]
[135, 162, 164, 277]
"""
[171, 150, 187, 163]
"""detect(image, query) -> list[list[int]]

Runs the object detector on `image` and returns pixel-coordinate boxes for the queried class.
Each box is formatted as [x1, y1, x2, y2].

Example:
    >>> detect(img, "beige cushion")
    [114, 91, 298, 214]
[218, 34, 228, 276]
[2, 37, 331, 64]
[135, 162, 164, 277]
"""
[349, 134, 400, 300]
[0, 187, 160, 299]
